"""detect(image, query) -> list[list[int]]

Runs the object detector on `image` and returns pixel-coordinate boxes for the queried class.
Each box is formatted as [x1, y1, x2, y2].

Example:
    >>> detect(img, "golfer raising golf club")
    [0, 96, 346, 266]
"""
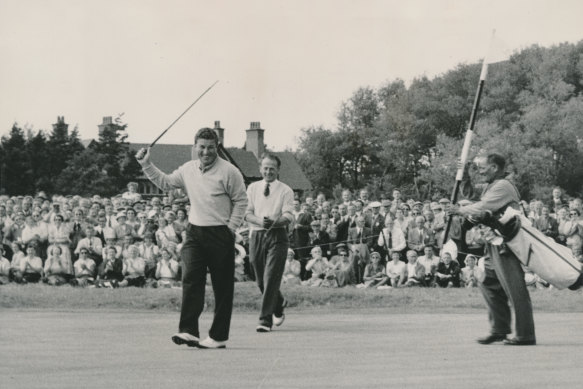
[136, 127, 247, 349]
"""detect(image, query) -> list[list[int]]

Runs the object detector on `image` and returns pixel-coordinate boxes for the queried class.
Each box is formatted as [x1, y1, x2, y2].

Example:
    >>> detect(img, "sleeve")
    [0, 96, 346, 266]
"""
[227, 166, 249, 232]
[459, 180, 518, 218]
[281, 188, 295, 223]
[139, 160, 185, 192]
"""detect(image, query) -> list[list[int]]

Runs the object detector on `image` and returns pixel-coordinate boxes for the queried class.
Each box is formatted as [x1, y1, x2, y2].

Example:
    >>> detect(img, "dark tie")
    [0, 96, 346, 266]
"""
[264, 183, 270, 197]
[388, 232, 392, 249]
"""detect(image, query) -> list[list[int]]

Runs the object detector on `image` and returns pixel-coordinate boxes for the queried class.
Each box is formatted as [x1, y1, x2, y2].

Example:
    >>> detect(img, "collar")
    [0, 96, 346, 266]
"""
[199, 157, 218, 173]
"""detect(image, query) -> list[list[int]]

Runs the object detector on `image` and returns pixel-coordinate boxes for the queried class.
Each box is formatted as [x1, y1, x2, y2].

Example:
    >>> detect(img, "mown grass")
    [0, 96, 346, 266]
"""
[1, 281, 581, 313]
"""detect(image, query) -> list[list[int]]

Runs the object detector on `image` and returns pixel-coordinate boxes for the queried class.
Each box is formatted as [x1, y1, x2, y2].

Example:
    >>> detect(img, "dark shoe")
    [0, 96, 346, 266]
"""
[171, 332, 200, 347]
[503, 338, 536, 346]
[256, 324, 271, 333]
[477, 334, 507, 344]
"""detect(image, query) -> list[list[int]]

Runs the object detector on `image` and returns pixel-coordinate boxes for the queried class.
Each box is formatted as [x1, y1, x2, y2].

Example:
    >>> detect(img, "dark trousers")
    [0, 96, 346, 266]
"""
[249, 228, 289, 326]
[479, 245, 535, 341]
[179, 224, 235, 341]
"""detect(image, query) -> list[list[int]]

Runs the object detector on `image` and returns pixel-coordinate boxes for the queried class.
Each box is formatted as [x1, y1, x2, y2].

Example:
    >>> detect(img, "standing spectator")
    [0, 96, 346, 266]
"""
[292, 202, 313, 278]
[556, 206, 570, 245]
[341, 189, 352, 208]
[122, 182, 142, 204]
[48, 214, 72, 268]
[245, 154, 294, 333]
[368, 202, 385, 255]
[348, 215, 373, 283]
[136, 127, 247, 349]
[309, 220, 331, 258]
[74, 224, 103, 268]
[377, 218, 407, 262]
[69, 208, 88, 256]
[549, 187, 567, 215]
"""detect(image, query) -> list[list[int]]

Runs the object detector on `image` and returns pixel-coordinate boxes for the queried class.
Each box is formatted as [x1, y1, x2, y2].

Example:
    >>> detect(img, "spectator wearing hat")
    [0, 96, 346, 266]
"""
[282, 248, 302, 286]
[326, 243, 358, 287]
[114, 211, 135, 243]
[380, 199, 392, 218]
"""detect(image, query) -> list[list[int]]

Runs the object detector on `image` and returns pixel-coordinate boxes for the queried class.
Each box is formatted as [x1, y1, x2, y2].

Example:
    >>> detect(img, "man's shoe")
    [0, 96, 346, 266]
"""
[256, 324, 272, 333]
[273, 313, 285, 327]
[476, 334, 507, 344]
[197, 336, 227, 349]
[503, 338, 536, 346]
[171, 333, 199, 347]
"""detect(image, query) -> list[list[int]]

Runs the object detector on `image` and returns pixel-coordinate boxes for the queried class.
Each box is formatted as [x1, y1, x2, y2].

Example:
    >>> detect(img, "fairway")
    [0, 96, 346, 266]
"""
[1, 309, 582, 388]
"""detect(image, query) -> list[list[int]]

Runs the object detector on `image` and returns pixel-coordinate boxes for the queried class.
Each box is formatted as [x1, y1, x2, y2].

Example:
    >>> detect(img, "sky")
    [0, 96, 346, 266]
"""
[1, 0, 582, 151]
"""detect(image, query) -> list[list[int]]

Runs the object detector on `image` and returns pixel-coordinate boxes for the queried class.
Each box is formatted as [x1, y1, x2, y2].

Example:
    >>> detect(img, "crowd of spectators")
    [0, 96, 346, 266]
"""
[1, 184, 582, 291]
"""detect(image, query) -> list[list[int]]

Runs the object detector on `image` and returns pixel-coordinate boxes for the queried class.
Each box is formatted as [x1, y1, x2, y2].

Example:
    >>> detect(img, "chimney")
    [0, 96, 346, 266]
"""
[245, 121, 265, 159]
[213, 121, 224, 145]
[52, 116, 69, 135]
[98, 116, 113, 136]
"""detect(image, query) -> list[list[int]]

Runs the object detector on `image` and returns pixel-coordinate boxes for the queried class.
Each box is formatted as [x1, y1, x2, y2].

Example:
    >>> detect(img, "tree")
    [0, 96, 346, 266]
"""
[0, 124, 33, 195]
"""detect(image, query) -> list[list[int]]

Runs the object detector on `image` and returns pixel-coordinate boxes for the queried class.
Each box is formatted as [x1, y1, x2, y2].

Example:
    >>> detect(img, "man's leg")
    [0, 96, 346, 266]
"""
[259, 230, 289, 325]
[492, 248, 535, 342]
[479, 266, 512, 337]
[178, 224, 207, 338]
[206, 226, 235, 342]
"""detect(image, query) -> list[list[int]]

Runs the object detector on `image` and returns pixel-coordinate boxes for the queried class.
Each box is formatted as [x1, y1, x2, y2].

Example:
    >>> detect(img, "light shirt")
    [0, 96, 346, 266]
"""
[75, 237, 103, 255]
[377, 227, 406, 252]
[0, 257, 10, 276]
[246, 179, 294, 232]
[123, 257, 146, 277]
[418, 255, 440, 274]
[74, 258, 96, 277]
[140, 156, 247, 231]
[386, 260, 406, 278]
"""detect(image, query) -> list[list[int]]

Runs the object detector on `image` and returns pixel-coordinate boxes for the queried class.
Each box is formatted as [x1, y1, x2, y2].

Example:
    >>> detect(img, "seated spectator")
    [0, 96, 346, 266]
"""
[120, 234, 136, 260]
[418, 245, 440, 286]
[155, 247, 180, 288]
[102, 229, 122, 260]
[556, 206, 570, 245]
[566, 234, 583, 263]
[43, 245, 72, 286]
[20, 243, 44, 283]
[282, 248, 302, 286]
[74, 224, 103, 268]
[0, 246, 10, 284]
[139, 232, 159, 277]
[460, 255, 481, 288]
[72, 247, 96, 287]
[119, 244, 146, 287]
[385, 251, 406, 288]
[326, 243, 357, 287]
[233, 242, 248, 283]
[9, 242, 26, 283]
[97, 246, 124, 287]
[303, 246, 329, 287]
[359, 251, 388, 288]
[48, 213, 72, 267]
[404, 250, 426, 287]
[435, 251, 460, 288]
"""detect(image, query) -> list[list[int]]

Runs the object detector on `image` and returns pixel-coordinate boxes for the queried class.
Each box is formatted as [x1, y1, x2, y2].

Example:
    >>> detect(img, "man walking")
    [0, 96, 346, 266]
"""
[451, 153, 536, 346]
[244, 154, 294, 332]
[136, 127, 247, 349]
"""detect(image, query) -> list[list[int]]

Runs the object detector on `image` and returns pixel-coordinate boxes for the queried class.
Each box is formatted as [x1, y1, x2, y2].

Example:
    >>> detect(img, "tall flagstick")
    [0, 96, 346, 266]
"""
[149, 80, 219, 148]
[442, 31, 501, 245]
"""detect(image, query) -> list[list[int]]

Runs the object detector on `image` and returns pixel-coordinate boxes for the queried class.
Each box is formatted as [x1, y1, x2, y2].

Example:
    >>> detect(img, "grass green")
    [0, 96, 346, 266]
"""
[1, 281, 581, 313]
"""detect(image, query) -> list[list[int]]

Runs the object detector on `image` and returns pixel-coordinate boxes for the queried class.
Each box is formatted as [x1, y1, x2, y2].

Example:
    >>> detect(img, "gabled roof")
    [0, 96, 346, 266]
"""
[129, 143, 192, 173]
[225, 148, 261, 179]
[273, 151, 313, 191]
